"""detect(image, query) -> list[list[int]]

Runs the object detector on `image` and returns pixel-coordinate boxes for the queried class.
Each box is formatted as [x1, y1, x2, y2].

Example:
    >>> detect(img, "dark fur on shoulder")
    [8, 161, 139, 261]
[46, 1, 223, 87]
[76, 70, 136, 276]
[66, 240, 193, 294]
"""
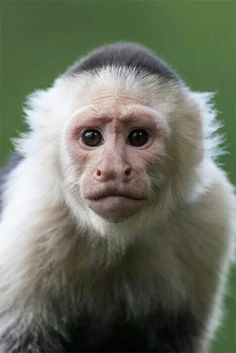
[0, 153, 23, 213]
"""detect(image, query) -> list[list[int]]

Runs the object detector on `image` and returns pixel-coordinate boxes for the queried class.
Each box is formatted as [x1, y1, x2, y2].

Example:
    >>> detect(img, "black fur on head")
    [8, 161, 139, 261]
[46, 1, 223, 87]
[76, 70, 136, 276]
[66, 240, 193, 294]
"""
[65, 42, 179, 81]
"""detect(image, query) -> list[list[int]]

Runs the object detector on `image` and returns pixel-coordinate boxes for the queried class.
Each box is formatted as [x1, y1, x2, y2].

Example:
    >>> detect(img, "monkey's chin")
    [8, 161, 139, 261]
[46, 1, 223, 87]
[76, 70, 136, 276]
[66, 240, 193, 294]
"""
[86, 196, 145, 223]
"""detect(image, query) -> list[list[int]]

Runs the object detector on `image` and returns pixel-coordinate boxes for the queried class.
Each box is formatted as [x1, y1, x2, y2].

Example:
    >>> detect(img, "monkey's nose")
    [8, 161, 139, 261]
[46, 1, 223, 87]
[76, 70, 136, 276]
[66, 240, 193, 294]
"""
[94, 166, 132, 182]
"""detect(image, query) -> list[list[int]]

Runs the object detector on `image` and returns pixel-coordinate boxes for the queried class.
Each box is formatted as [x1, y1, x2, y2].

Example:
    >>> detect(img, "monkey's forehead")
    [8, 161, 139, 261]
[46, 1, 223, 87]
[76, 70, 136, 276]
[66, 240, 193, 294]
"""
[56, 67, 181, 118]
[64, 42, 180, 82]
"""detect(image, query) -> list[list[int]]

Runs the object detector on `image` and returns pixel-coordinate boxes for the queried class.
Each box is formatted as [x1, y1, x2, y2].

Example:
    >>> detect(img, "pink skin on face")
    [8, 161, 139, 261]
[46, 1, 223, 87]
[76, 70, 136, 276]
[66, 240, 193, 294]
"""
[66, 92, 167, 221]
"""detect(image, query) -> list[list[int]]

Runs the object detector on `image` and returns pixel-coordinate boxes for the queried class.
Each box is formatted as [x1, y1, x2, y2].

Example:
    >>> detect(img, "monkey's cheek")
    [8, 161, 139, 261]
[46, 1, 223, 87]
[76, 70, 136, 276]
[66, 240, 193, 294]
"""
[85, 197, 145, 221]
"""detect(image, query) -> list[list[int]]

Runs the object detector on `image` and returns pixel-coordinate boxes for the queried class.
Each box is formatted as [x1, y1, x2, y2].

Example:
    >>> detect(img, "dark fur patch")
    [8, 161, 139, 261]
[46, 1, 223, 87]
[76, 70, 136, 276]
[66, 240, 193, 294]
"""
[65, 42, 179, 81]
[64, 309, 202, 352]
[0, 153, 24, 213]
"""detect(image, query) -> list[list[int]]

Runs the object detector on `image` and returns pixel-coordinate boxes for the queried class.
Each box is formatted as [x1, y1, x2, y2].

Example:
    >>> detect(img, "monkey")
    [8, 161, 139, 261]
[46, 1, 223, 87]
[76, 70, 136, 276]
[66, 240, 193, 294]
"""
[0, 42, 235, 353]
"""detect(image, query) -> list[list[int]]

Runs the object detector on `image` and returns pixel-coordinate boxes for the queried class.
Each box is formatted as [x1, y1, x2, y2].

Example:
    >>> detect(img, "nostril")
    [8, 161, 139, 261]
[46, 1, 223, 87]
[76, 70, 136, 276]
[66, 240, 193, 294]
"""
[96, 169, 102, 177]
[125, 168, 132, 177]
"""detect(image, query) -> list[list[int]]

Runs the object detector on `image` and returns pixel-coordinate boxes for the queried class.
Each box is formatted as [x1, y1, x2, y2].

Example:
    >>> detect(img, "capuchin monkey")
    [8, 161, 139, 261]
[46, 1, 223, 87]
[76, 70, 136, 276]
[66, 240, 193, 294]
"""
[0, 43, 235, 353]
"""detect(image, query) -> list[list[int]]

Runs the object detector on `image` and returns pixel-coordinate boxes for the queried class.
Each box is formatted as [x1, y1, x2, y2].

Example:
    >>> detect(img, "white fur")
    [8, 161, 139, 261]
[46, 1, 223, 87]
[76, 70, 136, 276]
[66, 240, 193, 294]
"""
[0, 67, 235, 353]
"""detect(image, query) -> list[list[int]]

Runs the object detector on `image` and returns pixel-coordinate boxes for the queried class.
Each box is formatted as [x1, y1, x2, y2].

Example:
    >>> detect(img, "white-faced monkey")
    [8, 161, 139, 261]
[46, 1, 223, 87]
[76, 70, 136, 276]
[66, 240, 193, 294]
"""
[0, 43, 235, 353]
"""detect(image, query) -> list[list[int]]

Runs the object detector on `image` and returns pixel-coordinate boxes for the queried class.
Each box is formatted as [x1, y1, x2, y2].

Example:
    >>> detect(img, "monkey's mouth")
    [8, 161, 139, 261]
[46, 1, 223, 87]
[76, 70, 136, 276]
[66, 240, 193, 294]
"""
[86, 190, 146, 202]
[84, 189, 147, 218]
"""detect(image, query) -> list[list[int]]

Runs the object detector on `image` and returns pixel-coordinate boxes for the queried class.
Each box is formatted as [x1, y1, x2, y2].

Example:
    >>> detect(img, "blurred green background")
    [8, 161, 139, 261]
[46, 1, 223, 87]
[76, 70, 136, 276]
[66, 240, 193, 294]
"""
[0, 1, 235, 352]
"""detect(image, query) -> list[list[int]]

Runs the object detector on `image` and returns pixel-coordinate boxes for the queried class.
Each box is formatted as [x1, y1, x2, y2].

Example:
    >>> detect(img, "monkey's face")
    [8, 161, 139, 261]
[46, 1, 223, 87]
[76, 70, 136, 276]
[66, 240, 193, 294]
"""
[64, 86, 168, 222]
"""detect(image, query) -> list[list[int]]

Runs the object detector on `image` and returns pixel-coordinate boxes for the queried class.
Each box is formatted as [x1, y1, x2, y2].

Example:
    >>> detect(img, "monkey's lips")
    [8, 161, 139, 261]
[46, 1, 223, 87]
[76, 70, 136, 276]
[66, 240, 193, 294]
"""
[84, 190, 147, 219]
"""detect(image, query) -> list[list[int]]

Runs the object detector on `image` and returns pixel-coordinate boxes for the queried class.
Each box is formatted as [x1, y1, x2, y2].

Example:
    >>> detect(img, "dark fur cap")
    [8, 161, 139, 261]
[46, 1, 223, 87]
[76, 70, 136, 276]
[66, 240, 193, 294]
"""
[65, 42, 179, 81]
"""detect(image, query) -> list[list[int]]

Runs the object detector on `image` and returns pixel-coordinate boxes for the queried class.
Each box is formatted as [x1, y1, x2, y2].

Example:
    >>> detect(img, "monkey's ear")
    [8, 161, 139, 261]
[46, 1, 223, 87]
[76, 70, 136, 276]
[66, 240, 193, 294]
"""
[13, 75, 82, 159]
[11, 89, 50, 156]
[23, 89, 50, 130]
[13, 79, 65, 157]
[191, 92, 223, 162]
[22, 75, 85, 133]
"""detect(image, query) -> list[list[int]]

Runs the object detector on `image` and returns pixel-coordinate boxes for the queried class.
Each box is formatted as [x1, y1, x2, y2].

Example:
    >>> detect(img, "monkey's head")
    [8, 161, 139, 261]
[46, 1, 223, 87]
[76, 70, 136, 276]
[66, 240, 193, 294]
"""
[22, 43, 216, 230]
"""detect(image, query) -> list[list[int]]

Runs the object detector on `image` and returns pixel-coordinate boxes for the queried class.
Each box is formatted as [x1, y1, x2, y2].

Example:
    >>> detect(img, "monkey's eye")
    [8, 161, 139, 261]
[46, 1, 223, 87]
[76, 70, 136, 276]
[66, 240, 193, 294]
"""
[81, 129, 103, 147]
[127, 129, 149, 147]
